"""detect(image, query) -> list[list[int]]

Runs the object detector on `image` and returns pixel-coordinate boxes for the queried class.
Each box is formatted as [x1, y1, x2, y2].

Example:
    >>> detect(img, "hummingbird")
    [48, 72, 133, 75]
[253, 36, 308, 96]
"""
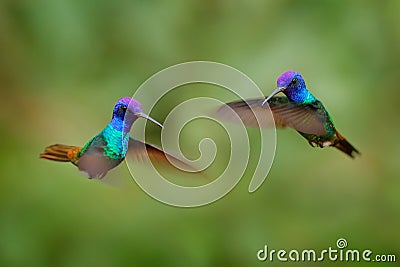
[40, 97, 182, 178]
[218, 71, 360, 158]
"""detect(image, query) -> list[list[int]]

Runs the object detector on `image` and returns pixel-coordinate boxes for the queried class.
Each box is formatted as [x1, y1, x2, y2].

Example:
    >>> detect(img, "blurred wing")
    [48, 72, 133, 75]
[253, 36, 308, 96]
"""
[217, 96, 289, 128]
[127, 138, 198, 172]
[270, 99, 329, 136]
[218, 96, 328, 136]
[77, 147, 119, 179]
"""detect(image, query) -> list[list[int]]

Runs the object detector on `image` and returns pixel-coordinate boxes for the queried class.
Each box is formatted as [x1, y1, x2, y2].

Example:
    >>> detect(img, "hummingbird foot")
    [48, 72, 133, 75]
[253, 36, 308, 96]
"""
[308, 141, 318, 148]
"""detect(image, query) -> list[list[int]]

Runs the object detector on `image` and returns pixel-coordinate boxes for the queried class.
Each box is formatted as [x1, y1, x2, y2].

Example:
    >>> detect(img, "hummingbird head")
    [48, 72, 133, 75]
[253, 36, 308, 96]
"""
[112, 97, 163, 132]
[114, 97, 142, 117]
[264, 71, 311, 104]
[276, 70, 305, 91]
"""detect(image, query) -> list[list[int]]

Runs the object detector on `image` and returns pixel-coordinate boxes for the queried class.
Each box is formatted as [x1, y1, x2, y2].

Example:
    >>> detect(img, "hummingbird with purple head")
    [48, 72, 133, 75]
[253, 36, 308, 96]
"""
[40, 97, 183, 178]
[219, 71, 360, 158]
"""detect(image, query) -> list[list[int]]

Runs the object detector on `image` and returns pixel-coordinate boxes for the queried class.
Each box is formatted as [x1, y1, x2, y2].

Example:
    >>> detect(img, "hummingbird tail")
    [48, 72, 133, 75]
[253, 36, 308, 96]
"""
[40, 144, 81, 164]
[333, 131, 360, 158]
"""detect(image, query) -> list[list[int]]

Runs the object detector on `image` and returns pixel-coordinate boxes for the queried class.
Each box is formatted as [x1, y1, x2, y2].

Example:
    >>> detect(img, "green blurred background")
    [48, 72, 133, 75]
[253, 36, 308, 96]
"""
[0, 0, 399, 266]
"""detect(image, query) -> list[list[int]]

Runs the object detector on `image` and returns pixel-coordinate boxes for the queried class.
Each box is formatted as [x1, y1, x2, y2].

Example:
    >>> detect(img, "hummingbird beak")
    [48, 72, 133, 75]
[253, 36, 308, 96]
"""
[134, 112, 164, 128]
[262, 87, 285, 106]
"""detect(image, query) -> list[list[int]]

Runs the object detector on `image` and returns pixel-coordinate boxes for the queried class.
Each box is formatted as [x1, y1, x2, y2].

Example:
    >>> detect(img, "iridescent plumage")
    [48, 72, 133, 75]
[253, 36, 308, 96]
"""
[40, 97, 173, 178]
[219, 71, 360, 158]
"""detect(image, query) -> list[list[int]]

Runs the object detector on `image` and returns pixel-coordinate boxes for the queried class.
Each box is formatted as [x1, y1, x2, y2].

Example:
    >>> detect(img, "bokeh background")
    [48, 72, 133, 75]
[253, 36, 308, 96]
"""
[1, 0, 399, 266]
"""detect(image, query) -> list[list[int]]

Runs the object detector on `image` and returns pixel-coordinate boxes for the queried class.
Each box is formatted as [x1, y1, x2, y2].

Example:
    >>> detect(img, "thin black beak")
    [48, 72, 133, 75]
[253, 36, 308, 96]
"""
[134, 112, 164, 128]
[262, 87, 285, 106]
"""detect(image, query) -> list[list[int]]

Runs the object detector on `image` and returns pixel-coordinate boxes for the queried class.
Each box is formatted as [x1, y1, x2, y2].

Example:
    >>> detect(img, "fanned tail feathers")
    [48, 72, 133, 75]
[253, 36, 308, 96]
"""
[333, 131, 360, 158]
[40, 144, 81, 164]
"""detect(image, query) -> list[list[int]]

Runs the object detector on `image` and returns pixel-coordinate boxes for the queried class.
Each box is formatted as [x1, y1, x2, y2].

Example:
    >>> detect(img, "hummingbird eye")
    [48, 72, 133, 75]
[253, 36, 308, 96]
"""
[121, 106, 127, 111]
[290, 78, 299, 86]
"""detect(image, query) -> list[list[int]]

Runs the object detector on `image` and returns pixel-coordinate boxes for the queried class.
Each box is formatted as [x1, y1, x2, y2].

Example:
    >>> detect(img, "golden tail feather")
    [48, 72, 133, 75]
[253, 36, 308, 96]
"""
[40, 144, 81, 164]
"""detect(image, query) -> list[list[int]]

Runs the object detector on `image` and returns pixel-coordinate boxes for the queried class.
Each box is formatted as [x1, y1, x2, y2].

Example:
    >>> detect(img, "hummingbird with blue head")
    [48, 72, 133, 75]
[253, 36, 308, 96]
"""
[40, 97, 184, 179]
[218, 71, 360, 158]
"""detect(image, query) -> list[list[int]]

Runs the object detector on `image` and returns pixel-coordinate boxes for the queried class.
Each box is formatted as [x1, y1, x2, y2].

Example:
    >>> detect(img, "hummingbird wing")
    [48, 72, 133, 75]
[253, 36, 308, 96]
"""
[127, 138, 199, 172]
[217, 97, 286, 128]
[218, 96, 328, 136]
[269, 99, 329, 136]
[77, 146, 120, 179]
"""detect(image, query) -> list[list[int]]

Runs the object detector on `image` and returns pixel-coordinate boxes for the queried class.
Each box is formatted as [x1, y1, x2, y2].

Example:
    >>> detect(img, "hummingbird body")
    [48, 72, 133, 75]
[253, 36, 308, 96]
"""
[40, 97, 164, 178]
[81, 123, 130, 161]
[219, 71, 360, 158]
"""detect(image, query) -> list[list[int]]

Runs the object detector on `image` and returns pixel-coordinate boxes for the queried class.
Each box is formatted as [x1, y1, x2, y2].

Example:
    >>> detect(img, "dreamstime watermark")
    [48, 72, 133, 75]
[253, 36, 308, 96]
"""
[257, 238, 397, 263]
[125, 61, 277, 207]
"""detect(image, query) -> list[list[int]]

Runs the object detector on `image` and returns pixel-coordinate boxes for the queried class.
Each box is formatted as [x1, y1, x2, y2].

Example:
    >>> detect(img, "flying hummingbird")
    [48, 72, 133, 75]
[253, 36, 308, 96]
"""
[40, 97, 184, 178]
[218, 71, 360, 158]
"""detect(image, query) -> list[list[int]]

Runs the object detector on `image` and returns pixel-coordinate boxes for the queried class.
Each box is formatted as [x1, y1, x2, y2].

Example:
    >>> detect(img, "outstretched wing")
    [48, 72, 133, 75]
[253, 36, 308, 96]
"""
[217, 96, 287, 128]
[269, 98, 329, 136]
[127, 138, 199, 172]
[218, 96, 329, 136]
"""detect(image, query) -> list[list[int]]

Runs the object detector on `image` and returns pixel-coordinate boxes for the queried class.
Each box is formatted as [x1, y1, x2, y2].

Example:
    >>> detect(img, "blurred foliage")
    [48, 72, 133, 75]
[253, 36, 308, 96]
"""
[0, 0, 399, 266]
